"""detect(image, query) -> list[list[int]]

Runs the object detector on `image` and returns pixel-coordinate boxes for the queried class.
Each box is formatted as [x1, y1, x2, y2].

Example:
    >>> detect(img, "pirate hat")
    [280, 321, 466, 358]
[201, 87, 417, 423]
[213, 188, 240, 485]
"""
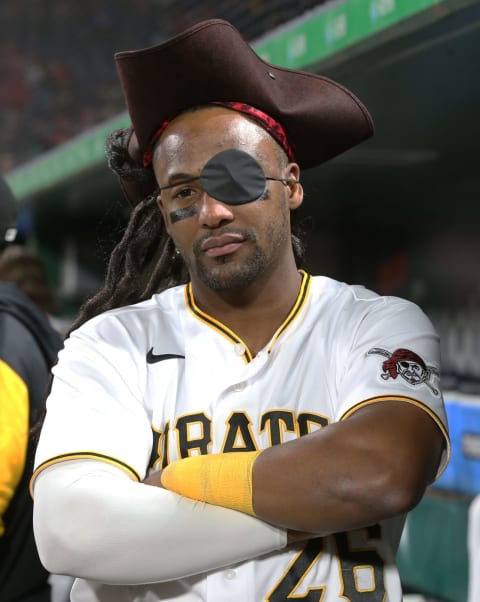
[0, 176, 17, 245]
[113, 19, 374, 205]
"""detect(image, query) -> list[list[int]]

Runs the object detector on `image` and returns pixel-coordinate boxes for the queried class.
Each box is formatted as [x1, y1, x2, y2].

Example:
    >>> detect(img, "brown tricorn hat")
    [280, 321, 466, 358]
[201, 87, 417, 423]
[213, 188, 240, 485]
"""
[113, 19, 374, 205]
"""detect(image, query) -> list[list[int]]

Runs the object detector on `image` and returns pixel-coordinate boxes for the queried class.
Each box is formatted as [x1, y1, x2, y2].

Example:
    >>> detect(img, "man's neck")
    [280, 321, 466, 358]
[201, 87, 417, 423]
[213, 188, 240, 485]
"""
[190, 266, 303, 356]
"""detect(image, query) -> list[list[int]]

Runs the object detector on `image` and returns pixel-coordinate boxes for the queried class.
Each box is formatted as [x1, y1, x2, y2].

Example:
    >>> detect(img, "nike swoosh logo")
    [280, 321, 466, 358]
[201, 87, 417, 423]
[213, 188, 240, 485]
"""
[147, 347, 185, 364]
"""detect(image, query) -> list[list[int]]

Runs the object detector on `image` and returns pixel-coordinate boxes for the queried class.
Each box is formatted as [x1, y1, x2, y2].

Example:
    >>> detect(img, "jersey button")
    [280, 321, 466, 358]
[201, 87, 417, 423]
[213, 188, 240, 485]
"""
[223, 569, 237, 580]
[234, 343, 245, 356]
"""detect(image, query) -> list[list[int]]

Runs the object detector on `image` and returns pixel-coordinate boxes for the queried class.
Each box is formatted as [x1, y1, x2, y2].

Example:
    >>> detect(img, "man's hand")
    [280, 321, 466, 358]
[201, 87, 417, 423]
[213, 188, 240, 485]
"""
[143, 470, 163, 487]
[287, 530, 319, 544]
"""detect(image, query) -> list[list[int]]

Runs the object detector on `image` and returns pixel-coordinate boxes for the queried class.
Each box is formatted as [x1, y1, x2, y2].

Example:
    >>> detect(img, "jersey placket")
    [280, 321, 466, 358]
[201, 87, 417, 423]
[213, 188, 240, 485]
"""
[205, 559, 255, 602]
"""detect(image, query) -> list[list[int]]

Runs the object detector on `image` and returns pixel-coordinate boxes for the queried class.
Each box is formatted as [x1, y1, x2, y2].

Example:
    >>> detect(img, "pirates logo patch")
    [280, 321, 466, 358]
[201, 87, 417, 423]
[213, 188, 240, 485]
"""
[367, 347, 439, 395]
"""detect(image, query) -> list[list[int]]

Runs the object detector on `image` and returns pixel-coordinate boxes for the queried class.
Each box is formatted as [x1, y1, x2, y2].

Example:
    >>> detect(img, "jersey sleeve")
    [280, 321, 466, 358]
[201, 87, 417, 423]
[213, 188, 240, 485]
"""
[33, 314, 153, 484]
[334, 292, 450, 477]
[0, 359, 29, 536]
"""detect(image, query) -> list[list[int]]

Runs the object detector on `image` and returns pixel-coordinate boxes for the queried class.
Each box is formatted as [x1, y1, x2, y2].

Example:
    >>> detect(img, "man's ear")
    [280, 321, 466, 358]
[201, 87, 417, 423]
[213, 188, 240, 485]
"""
[286, 163, 303, 210]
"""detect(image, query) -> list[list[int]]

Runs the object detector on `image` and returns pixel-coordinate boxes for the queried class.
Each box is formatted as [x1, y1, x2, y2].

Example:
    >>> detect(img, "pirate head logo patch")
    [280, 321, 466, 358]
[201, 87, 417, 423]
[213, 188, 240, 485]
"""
[367, 347, 439, 395]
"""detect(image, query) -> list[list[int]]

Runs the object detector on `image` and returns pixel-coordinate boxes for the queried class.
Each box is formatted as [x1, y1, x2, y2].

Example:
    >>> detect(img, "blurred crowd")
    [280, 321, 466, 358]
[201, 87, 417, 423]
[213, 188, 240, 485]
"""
[0, 0, 325, 173]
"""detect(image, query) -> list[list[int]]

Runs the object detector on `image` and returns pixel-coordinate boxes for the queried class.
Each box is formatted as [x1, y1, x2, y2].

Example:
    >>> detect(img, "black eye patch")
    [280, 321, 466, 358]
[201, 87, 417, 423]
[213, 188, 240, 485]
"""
[199, 149, 268, 204]
[160, 149, 297, 206]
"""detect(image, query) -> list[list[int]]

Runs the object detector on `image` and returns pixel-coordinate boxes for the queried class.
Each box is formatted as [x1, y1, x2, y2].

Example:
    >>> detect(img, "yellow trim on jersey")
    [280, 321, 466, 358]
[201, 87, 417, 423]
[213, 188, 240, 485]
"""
[267, 270, 312, 352]
[184, 271, 312, 363]
[185, 283, 253, 362]
[340, 394, 451, 472]
[29, 452, 141, 498]
[0, 359, 29, 537]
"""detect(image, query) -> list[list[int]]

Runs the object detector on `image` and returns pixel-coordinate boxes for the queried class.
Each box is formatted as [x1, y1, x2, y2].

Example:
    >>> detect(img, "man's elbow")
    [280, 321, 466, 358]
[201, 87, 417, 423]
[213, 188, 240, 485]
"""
[380, 480, 427, 517]
[369, 458, 434, 519]
[33, 493, 88, 576]
[32, 467, 112, 577]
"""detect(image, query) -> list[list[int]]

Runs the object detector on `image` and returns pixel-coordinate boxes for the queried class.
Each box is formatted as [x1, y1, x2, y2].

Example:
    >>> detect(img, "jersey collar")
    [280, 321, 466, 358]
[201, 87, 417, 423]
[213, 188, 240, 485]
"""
[184, 271, 312, 363]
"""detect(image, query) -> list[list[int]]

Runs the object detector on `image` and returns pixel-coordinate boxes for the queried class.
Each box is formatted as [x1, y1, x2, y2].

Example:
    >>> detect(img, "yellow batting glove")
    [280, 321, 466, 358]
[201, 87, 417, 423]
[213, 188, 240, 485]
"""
[160, 450, 262, 516]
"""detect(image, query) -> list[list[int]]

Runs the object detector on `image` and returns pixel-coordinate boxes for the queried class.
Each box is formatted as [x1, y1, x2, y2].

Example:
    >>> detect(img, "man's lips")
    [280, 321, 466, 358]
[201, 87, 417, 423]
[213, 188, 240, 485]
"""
[200, 233, 245, 257]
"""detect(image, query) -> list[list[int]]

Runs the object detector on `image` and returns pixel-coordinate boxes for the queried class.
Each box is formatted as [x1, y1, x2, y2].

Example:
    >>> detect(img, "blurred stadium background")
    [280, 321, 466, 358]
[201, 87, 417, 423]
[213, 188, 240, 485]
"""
[2, 1, 480, 600]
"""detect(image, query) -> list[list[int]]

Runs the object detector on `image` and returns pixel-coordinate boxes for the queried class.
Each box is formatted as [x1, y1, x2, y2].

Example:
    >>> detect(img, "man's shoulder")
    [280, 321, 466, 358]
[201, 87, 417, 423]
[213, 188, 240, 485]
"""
[309, 275, 378, 304]
[309, 275, 423, 320]
[73, 285, 186, 339]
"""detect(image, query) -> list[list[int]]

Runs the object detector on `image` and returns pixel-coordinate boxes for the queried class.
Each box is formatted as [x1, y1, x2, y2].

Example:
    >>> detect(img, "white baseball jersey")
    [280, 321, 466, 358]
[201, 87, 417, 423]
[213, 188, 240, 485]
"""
[33, 272, 450, 602]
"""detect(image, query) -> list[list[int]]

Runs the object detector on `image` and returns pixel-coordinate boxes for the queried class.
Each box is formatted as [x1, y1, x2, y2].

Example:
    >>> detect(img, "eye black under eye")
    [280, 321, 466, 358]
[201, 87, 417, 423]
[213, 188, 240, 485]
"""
[169, 204, 198, 224]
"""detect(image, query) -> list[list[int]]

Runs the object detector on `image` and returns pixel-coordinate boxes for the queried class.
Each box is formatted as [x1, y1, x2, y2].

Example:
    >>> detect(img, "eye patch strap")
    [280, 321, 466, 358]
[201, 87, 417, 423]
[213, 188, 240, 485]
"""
[159, 176, 298, 192]
[265, 177, 299, 185]
[159, 149, 299, 205]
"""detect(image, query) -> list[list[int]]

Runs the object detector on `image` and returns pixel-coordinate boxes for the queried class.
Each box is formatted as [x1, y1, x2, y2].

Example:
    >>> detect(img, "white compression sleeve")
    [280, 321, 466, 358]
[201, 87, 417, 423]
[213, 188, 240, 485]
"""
[32, 460, 286, 585]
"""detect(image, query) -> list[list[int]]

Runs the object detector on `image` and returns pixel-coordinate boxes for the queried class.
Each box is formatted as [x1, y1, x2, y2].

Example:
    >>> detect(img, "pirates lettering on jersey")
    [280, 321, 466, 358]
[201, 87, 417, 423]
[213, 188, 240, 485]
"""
[151, 422, 170, 469]
[175, 413, 212, 457]
[149, 409, 329, 471]
[261, 411, 296, 446]
[222, 412, 257, 452]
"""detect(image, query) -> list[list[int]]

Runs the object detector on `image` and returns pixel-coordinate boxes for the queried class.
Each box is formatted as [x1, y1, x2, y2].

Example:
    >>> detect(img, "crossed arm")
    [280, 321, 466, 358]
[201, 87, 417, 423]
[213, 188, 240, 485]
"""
[33, 399, 445, 584]
[146, 399, 446, 535]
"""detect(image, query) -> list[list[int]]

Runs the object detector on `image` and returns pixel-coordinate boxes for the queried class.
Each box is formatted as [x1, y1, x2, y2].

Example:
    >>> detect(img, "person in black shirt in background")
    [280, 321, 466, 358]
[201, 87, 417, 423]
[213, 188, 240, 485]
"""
[0, 175, 63, 602]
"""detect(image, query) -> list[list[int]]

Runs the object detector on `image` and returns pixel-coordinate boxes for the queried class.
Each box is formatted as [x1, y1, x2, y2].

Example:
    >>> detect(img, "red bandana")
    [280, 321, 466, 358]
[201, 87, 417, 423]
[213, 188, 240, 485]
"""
[142, 101, 295, 167]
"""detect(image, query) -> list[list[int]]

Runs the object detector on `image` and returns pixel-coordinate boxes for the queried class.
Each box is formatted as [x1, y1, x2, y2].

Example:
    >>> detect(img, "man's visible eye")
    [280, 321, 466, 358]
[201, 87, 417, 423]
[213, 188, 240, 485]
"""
[173, 186, 196, 200]
[163, 187, 199, 207]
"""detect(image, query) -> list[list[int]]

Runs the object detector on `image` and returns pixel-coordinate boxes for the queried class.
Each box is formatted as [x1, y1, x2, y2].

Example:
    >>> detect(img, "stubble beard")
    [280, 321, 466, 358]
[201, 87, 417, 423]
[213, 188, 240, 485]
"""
[194, 244, 269, 290]
[189, 212, 290, 291]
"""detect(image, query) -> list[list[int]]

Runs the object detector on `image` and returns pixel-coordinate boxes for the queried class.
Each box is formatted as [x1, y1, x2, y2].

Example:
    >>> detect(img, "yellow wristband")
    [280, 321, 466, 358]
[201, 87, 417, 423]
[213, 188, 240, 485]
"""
[160, 450, 262, 516]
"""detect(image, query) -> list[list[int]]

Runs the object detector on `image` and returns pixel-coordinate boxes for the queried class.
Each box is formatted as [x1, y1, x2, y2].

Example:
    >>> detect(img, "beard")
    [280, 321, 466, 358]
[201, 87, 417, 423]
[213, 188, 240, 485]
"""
[188, 217, 289, 291]
[195, 244, 269, 290]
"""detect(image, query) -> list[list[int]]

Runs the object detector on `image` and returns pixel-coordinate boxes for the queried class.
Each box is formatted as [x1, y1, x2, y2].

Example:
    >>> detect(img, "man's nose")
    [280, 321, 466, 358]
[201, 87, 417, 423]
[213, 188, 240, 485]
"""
[198, 192, 234, 227]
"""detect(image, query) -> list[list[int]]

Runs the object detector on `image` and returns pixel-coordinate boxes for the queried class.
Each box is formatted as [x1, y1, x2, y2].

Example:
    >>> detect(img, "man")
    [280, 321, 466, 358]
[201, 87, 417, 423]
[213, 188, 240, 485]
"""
[0, 176, 63, 601]
[31, 20, 449, 602]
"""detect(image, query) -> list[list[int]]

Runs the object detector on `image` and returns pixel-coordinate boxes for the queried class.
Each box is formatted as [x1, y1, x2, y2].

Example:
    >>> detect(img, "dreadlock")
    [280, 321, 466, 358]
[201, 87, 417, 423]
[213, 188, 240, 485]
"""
[70, 127, 307, 333]
[69, 129, 189, 332]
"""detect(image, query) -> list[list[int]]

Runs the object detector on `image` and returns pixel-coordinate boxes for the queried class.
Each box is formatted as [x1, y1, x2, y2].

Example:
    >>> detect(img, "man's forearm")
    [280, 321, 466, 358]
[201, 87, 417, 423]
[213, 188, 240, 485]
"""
[33, 460, 286, 584]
